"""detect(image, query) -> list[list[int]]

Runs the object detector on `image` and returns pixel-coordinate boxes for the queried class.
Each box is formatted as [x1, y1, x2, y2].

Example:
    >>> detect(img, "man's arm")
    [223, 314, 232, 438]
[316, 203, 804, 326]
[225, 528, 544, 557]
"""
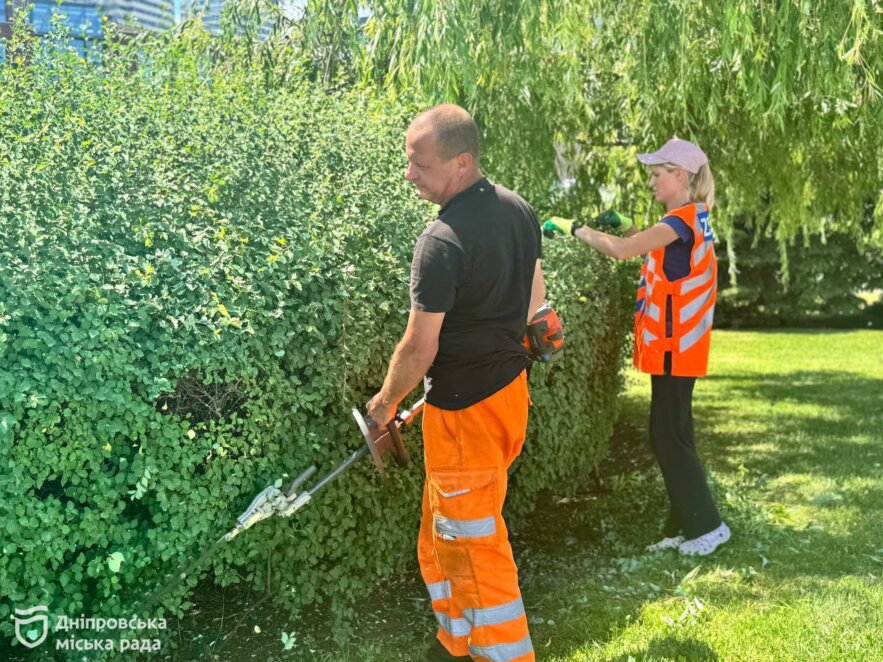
[527, 259, 545, 320]
[366, 309, 444, 427]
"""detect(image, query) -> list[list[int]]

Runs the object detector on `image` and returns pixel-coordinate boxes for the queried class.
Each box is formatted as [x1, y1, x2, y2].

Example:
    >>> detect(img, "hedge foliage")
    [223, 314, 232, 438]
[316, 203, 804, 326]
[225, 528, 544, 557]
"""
[0, 18, 633, 648]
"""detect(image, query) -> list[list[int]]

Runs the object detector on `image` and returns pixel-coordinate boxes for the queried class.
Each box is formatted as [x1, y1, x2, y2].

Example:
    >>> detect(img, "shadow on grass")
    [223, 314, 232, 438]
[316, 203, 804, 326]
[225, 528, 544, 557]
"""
[699, 371, 883, 481]
[607, 635, 720, 661]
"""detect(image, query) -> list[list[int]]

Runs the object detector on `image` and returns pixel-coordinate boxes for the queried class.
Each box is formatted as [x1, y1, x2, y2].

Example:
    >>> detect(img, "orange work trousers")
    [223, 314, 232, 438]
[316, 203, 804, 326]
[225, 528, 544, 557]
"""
[417, 370, 534, 661]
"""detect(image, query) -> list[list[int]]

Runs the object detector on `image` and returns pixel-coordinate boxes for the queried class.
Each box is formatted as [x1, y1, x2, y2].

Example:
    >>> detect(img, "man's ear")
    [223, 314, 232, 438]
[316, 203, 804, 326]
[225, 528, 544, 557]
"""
[456, 152, 475, 173]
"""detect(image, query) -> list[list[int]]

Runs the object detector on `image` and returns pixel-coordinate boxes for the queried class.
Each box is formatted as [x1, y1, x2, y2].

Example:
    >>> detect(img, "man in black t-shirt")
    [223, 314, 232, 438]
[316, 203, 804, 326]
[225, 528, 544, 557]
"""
[367, 104, 543, 662]
[408, 162, 544, 408]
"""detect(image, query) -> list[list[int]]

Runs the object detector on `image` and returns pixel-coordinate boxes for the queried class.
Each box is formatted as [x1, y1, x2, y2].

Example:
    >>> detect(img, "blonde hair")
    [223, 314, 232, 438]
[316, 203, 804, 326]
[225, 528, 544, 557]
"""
[663, 162, 715, 210]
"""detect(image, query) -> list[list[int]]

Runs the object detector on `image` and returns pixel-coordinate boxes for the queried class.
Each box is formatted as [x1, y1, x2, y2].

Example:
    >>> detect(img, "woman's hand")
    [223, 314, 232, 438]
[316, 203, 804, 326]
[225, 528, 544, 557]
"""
[594, 209, 634, 232]
[542, 216, 580, 238]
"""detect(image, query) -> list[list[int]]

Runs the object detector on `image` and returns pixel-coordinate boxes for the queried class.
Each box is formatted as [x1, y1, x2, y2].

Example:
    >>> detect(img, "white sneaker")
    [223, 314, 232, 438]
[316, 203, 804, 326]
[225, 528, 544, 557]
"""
[645, 535, 685, 552]
[678, 523, 731, 556]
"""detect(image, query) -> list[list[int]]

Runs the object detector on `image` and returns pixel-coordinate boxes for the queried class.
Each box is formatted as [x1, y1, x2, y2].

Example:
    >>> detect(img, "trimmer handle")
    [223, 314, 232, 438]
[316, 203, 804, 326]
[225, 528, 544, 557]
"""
[354, 398, 424, 479]
[363, 415, 410, 469]
[286, 465, 317, 498]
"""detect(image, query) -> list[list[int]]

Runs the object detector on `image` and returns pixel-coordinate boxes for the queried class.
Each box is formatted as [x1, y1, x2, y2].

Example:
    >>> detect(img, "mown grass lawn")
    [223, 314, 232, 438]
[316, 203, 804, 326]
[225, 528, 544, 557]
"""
[181, 330, 883, 661]
[530, 329, 883, 662]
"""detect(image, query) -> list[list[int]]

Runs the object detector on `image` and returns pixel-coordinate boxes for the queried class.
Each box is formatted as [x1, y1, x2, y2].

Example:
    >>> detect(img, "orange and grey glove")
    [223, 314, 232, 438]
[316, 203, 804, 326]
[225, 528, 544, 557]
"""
[523, 303, 565, 362]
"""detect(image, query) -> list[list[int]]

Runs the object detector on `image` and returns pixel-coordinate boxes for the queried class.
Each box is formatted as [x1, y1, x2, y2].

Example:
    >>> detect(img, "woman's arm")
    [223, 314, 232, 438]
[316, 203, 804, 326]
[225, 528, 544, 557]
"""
[573, 222, 679, 260]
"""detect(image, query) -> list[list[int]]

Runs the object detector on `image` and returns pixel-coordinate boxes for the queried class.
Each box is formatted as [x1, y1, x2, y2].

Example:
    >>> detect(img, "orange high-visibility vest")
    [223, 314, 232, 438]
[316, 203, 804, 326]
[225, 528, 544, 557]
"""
[634, 202, 717, 377]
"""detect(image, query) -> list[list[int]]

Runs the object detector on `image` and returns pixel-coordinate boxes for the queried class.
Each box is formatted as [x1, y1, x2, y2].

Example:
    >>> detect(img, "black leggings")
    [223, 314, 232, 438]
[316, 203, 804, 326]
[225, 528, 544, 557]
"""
[649, 373, 721, 539]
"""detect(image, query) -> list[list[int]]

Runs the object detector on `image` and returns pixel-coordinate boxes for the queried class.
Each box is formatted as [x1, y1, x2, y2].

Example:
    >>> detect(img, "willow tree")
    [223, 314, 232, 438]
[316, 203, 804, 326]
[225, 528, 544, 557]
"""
[313, 0, 883, 254]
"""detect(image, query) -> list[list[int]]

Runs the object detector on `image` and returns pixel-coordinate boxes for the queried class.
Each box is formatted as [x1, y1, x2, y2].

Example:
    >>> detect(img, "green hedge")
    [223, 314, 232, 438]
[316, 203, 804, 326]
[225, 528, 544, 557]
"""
[0, 22, 633, 649]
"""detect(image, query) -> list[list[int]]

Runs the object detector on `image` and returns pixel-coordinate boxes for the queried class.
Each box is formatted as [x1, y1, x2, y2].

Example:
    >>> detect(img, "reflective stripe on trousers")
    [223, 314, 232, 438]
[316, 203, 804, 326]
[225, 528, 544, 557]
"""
[417, 371, 534, 661]
[470, 635, 535, 662]
[433, 598, 528, 639]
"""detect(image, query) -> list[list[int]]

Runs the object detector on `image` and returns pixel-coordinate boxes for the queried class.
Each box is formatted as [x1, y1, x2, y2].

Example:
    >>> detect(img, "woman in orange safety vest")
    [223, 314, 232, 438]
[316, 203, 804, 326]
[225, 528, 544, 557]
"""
[544, 138, 730, 556]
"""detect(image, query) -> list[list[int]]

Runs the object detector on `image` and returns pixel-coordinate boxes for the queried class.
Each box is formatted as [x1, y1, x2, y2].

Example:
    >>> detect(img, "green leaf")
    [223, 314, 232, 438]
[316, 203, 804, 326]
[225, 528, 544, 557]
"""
[107, 552, 125, 573]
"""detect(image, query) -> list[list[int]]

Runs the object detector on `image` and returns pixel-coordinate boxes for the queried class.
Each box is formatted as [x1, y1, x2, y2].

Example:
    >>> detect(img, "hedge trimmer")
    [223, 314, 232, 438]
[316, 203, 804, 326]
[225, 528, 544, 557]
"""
[222, 398, 424, 542]
[137, 399, 424, 612]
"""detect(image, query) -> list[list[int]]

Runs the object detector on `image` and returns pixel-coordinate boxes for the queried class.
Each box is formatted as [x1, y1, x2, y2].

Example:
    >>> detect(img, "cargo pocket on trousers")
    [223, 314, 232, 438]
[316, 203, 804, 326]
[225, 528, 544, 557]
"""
[429, 468, 500, 582]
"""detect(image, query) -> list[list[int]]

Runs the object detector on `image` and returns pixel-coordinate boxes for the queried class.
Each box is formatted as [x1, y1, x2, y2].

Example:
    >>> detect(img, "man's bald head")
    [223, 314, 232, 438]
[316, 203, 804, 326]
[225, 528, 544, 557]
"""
[409, 104, 480, 166]
[404, 104, 484, 206]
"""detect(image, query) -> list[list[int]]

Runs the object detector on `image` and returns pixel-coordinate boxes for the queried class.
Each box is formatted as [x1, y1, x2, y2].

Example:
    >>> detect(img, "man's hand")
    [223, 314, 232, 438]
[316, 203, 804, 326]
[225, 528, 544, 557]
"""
[594, 208, 634, 232]
[366, 393, 397, 430]
[542, 216, 580, 238]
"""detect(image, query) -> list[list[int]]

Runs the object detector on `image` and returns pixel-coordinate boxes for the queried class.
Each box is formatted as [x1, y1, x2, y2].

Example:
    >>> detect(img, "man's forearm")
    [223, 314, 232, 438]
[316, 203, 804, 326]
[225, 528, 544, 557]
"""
[528, 261, 545, 321]
[377, 341, 437, 408]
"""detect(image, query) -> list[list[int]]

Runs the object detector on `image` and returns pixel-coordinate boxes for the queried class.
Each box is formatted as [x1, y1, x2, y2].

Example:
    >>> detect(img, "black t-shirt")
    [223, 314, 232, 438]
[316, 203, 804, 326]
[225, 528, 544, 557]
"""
[410, 177, 542, 410]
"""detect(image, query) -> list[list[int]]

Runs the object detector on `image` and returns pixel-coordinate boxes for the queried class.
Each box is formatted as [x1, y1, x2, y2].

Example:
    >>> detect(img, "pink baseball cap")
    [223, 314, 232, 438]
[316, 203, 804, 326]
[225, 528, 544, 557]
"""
[638, 138, 708, 174]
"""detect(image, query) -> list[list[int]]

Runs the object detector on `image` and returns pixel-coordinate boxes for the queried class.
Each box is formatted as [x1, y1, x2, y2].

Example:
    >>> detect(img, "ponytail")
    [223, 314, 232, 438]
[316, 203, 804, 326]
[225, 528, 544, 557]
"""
[689, 163, 715, 210]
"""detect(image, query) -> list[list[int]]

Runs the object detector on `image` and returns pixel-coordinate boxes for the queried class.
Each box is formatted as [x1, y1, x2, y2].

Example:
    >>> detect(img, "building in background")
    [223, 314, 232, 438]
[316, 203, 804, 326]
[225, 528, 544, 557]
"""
[0, 0, 288, 55]
[0, 1, 369, 60]
[1, 1, 13, 50]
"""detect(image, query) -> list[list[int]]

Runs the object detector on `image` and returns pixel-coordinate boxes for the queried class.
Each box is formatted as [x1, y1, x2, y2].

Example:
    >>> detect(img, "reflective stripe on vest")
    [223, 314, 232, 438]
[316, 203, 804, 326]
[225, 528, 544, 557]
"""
[679, 285, 714, 324]
[680, 260, 714, 295]
[647, 302, 661, 322]
[680, 304, 715, 352]
[692, 235, 712, 266]
[469, 635, 534, 662]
